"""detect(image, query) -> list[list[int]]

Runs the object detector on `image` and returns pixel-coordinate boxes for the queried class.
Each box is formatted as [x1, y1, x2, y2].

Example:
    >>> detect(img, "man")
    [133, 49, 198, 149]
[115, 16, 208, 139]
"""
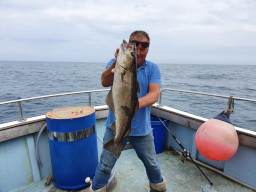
[90, 30, 166, 192]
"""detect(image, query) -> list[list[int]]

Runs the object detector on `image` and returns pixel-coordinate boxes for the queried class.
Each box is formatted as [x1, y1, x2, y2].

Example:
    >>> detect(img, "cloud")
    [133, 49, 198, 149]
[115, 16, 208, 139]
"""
[0, 0, 255, 64]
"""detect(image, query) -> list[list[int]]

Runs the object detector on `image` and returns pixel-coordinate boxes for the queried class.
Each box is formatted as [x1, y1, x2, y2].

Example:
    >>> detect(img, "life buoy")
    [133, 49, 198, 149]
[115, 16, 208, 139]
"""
[195, 115, 239, 161]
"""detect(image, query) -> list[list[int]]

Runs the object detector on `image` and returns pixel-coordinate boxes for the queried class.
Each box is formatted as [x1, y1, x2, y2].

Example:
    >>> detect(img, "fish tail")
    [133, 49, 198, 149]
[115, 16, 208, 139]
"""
[104, 138, 122, 159]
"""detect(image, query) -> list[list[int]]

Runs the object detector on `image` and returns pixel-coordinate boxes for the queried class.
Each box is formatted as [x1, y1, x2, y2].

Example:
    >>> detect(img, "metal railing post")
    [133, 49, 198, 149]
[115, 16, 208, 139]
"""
[159, 89, 164, 106]
[18, 101, 24, 120]
[89, 92, 92, 107]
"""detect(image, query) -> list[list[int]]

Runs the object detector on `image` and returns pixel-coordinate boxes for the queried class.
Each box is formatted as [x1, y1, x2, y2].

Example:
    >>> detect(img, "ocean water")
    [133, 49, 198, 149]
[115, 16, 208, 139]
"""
[0, 61, 255, 131]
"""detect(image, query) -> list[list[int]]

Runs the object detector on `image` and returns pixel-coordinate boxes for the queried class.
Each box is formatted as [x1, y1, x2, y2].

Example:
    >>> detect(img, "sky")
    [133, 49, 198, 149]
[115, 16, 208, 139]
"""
[0, 0, 256, 65]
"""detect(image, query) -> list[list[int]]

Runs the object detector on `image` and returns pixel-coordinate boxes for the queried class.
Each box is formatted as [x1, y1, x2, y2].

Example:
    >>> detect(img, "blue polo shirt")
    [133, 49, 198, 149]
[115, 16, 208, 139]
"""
[105, 58, 161, 136]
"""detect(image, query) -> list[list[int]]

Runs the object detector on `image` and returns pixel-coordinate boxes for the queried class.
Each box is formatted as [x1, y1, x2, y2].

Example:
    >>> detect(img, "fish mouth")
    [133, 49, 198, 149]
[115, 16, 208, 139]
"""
[123, 40, 136, 62]
[118, 40, 137, 69]
[122, 40, 135, 52]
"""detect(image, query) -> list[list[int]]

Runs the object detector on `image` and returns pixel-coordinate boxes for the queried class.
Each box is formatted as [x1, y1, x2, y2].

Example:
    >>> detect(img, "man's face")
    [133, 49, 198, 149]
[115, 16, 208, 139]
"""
[130, 35, 149, 68]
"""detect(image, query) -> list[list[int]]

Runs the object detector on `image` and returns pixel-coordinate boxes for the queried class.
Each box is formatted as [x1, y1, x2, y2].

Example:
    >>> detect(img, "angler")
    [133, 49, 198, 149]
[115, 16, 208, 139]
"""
[90, 30, 166, 192]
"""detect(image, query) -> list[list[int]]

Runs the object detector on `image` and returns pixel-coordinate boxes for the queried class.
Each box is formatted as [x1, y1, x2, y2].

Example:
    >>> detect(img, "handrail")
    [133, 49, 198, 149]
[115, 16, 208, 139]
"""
[1, 88, 255, 121]
[0, 89, 110, 120]
[0, 89, 110, 106]
[159, 88, 256, 105]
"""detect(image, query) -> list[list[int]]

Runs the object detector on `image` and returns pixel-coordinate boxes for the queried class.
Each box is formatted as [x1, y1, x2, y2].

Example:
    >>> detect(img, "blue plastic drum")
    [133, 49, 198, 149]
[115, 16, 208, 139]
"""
[151, 115, 168, 154]
[46, 106, 98, 190]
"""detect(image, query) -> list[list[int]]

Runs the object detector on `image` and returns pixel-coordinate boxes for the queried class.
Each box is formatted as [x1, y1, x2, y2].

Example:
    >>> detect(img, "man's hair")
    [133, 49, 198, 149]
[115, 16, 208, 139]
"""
[129, 30, 150, 42]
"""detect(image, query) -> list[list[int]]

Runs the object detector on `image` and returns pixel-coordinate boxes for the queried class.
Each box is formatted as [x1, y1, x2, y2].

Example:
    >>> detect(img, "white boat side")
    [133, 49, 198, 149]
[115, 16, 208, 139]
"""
[0, 89, 255, 192]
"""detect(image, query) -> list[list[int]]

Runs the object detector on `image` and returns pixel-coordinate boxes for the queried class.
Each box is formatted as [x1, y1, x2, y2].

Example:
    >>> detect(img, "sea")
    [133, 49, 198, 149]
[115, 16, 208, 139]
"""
[0, 61, 255, 131]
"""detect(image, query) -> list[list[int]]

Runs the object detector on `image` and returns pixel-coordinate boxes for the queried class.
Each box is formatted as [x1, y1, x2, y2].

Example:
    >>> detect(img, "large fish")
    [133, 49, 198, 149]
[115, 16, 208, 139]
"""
[104, 40, 140, 158]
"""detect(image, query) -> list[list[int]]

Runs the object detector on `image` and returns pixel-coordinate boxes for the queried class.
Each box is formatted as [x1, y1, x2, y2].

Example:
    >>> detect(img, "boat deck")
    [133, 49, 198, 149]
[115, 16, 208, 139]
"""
[9, 149, 253, 192]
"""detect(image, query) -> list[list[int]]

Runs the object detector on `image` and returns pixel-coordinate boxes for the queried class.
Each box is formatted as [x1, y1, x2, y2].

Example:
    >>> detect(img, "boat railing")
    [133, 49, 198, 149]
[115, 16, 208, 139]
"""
[0, 89, 110, 120]
[0, 88, 255, 122]
[159, 88, 256, 105]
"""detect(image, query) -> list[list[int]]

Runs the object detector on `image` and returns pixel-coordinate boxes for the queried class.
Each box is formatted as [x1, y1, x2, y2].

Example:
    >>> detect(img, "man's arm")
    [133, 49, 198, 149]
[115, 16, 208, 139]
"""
[101, 60, 116, 87]
[138, 83, 160, 108]
[101, 49, 119, 87]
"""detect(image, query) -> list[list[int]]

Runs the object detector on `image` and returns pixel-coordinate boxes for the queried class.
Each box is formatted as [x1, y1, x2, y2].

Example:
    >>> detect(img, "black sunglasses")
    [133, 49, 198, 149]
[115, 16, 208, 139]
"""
[130, 40, 150, 48]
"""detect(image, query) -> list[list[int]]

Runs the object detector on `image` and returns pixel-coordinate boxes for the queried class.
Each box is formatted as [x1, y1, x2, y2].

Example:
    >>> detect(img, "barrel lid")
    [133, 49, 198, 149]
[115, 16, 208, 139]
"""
[46, 106, 95, 119]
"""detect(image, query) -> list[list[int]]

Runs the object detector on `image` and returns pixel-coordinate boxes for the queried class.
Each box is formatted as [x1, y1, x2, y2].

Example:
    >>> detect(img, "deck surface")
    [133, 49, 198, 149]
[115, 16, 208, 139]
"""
[10, 149, 254, 192]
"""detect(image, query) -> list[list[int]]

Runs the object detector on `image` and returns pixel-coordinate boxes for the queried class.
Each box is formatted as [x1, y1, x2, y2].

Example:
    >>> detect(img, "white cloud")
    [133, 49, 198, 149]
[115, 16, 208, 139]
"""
[0, 0, 255, 64]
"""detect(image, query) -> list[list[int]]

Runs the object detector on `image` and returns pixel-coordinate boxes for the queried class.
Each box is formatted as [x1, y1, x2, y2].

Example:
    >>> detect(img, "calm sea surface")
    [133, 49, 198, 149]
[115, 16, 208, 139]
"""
[0, 61, 255, 131]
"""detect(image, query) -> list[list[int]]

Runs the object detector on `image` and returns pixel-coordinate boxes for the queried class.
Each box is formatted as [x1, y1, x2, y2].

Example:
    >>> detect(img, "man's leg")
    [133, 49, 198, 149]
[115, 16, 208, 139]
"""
[129, 132, 166, 192]
[91, 128, 117, 191]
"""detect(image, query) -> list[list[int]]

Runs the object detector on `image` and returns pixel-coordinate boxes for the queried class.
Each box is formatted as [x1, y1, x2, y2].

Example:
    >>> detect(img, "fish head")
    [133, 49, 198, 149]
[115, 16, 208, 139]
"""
[117, 40, 137, 70]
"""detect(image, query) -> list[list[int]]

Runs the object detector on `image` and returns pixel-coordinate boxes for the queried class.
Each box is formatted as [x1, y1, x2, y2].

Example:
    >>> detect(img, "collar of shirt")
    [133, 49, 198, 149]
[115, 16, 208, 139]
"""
[137, 60, 147, 71]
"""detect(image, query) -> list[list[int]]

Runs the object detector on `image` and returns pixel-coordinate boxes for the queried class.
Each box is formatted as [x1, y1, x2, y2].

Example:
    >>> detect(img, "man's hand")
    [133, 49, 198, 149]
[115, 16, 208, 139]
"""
[115, 48, 119, 58]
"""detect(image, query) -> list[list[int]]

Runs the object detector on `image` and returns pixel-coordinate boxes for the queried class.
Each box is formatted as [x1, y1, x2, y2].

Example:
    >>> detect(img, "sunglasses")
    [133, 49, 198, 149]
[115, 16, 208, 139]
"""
[130, 40, 150, 48]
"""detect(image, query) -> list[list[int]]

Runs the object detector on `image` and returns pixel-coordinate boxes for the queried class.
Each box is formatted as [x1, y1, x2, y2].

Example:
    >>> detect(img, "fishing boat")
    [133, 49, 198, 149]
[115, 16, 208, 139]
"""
[0, 88, 255, 192]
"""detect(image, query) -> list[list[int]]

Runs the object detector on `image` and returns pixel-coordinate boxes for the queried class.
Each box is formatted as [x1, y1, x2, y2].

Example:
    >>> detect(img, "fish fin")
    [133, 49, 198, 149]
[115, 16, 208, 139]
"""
[136, 100, 139, 112]
[122, 118, 132, 137]
[137, 80, 140, 93]
[104, 138, 122, 159]
[110, 121, 116, 134]
[111, 68, 116, 73]
[134, 99, 140, 115]
[124, 126, 131, 137]
[105, 88, 115, 116]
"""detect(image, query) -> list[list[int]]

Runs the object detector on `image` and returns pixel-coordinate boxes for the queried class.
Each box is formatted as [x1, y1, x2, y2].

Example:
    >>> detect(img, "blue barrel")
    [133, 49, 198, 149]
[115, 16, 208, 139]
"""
[151, 115, 168, 154]
[46, 106, 98, 190]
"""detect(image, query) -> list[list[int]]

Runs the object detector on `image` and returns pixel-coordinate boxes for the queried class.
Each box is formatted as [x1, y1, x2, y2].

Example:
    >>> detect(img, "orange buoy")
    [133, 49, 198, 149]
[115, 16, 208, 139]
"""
[195, 113, 239, 161]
